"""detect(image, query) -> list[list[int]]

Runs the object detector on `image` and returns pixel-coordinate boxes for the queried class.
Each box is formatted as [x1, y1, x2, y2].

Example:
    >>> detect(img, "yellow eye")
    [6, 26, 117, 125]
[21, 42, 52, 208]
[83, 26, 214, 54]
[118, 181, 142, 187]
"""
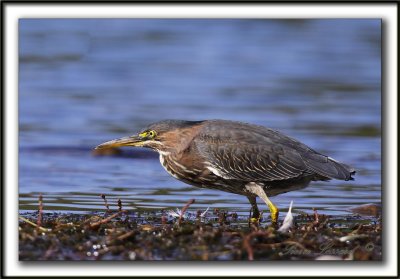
[148, 130, 157, 138]
[139, 130, 157, 139]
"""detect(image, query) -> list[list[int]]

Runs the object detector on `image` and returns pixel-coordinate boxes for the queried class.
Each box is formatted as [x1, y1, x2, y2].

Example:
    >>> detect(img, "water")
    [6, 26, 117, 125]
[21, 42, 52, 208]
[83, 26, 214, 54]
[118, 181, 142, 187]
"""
[19, 19, 381, 216]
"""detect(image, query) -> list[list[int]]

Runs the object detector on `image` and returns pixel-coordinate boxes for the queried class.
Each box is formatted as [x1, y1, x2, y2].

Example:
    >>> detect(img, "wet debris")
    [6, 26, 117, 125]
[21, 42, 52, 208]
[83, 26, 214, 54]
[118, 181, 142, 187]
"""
[19, 195, 382, 261]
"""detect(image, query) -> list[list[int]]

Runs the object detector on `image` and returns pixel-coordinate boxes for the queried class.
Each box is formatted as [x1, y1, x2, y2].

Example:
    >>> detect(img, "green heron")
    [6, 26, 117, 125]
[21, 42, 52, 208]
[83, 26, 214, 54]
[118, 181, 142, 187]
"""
[96, 119, 355, 224]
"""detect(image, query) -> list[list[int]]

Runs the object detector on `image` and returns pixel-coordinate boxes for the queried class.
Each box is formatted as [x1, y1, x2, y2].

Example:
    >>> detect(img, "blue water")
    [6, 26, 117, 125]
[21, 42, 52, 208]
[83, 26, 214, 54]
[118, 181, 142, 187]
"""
[19, 19, 381, 216]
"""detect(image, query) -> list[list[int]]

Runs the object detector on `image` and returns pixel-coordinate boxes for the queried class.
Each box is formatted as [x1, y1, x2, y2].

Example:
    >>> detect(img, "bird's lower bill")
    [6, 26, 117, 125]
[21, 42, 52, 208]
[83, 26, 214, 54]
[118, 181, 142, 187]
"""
[95, 136, 144, 149]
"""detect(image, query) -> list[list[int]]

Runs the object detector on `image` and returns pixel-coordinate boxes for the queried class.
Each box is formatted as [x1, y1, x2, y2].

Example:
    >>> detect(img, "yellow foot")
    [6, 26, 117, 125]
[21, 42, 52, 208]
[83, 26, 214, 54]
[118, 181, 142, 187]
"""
[245, 183, 279, 225]
[249, 217, 259, 224]
[249, 211, 263, 224]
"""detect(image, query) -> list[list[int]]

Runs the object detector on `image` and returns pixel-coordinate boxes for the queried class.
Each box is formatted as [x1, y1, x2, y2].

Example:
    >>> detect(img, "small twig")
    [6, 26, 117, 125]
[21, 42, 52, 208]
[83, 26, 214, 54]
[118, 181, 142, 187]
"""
[116, 231, 135, 241]
[351, 224, 363, 234]
[89, 211, 124, 229]
[313, 208, 319, 224]
[178, 199, 195, 225]
[243, 231, 270, 261]
[37, 193, 43, 228]
[243, 235, 254, 261]
[248, 208, 252, 227]
[218, 211, 227, 225]
[117, 199, 122, 212]
[161, 210, 167, 225]
[181, 199, 195, 214]
[255, 240, 307, 252]
[100, 194, 110, 212]
[19, 216, 48, 232]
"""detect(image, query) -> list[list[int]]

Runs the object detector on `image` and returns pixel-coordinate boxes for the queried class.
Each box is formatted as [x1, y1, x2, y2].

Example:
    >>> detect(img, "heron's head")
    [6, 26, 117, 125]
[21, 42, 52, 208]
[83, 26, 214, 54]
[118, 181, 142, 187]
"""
[95, 120, 204, 154]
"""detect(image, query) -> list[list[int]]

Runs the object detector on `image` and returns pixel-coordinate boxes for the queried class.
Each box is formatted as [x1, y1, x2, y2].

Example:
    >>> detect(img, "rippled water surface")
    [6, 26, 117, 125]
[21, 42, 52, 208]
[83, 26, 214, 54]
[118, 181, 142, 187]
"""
[19, 19, 381, 216]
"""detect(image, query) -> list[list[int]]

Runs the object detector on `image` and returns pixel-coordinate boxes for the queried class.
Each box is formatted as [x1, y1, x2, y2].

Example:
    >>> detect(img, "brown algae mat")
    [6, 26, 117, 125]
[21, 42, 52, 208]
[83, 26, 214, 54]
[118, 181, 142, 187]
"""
[19, 196, 381, 261]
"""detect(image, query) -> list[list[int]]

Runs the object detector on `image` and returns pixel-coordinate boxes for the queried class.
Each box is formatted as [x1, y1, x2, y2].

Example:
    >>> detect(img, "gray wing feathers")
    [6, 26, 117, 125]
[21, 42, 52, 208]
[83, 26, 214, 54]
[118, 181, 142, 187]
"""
[195, 121, 355, 182]
[197, 141, 308, 182]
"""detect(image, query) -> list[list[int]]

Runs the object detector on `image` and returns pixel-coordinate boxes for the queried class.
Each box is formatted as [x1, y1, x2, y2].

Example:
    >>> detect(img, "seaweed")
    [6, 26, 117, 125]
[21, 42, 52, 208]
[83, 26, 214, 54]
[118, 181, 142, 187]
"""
[18, 195, 382, 261]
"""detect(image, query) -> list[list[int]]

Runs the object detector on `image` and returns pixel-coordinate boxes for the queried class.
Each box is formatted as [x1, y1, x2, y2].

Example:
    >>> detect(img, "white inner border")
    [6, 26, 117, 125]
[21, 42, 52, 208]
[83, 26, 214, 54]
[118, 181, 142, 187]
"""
[5, 3, 398, 277]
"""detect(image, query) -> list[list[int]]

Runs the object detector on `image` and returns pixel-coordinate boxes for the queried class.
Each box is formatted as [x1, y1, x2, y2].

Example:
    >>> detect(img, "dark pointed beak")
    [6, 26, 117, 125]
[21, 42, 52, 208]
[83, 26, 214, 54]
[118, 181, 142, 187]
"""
[95, 135, 143, 149]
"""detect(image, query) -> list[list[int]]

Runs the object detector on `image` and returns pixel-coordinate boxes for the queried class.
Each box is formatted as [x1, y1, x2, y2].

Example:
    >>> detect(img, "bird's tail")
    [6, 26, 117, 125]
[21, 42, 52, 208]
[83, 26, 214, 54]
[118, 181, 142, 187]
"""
[303, 153, 356, 181]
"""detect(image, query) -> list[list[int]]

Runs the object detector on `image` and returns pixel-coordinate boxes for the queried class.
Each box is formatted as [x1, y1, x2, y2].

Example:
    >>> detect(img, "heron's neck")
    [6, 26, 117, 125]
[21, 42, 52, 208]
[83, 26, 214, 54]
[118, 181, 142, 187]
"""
[157, 150, 172, 156]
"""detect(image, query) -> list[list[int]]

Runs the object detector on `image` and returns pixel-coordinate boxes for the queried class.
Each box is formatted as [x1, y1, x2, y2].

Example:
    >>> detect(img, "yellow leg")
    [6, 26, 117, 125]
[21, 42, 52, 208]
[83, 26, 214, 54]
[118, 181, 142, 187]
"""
[245, 183, 279, 224]
[267, 200, 279, 224]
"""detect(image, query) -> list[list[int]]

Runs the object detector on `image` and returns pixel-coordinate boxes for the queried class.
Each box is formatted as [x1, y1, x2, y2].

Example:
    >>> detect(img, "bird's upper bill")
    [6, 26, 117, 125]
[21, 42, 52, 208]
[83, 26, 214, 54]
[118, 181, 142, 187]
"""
[95, 135, 144, 149]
